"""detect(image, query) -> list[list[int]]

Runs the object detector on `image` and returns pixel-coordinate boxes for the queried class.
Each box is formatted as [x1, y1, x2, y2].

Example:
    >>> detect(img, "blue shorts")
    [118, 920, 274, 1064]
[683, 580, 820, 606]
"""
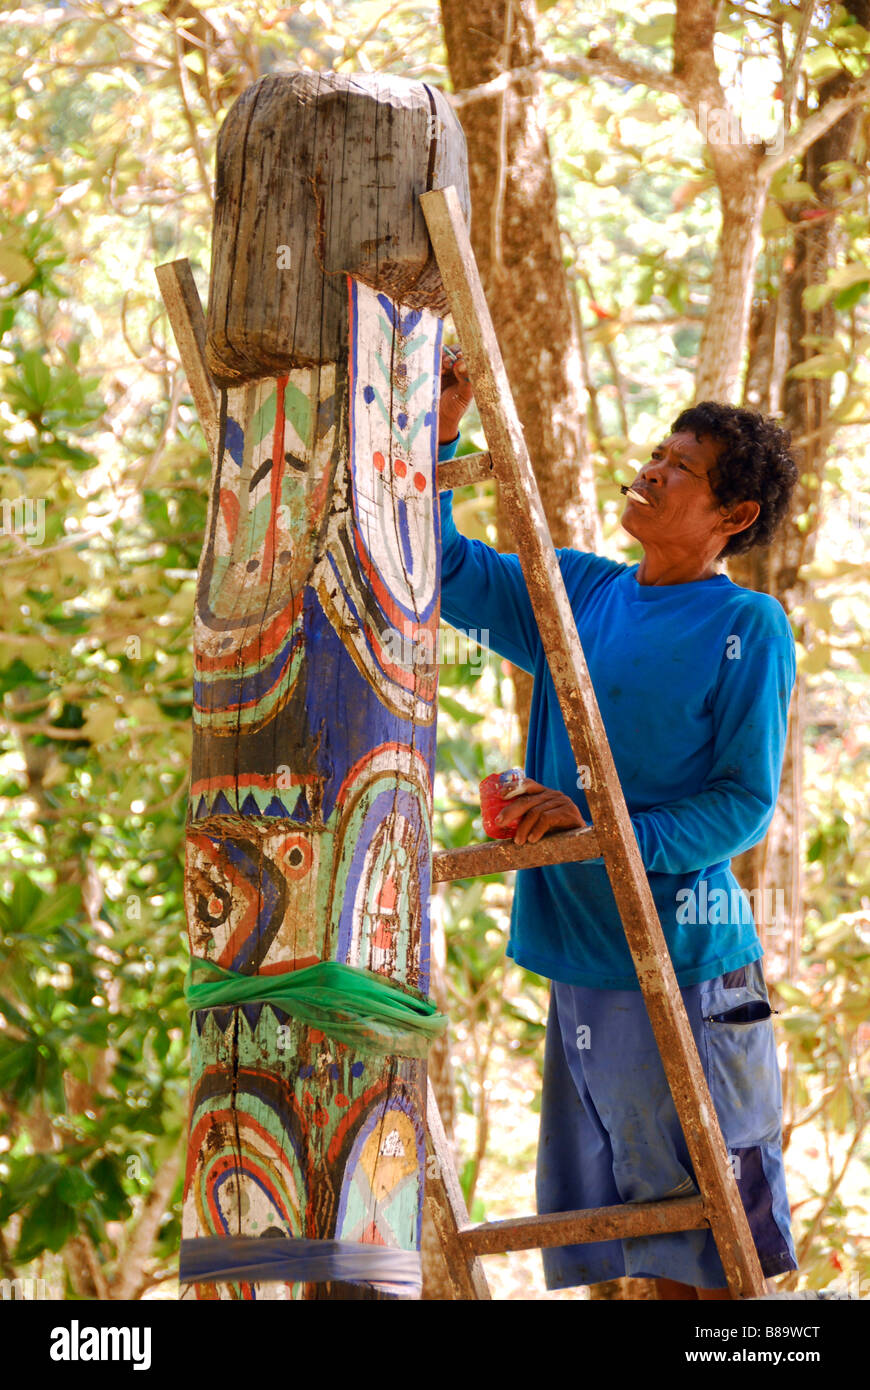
[536, 960, 798, 1289]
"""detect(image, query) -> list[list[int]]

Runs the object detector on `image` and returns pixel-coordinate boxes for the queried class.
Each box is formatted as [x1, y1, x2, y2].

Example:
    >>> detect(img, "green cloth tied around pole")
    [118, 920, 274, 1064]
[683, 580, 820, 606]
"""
[184, 957, 448, 1059]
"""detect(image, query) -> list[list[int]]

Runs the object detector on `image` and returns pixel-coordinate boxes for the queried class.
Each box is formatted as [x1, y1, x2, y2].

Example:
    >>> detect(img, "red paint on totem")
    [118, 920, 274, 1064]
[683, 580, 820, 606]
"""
[326, 1077, 392, 1164]
[194, 590, 304, 675]
[372, 920, 394, 949]
[262, 375, 288, 576]
[360, 1221, 388, 1245]
[255, 955, 319, 976]
[377, 876, 397, 911]
[358, 616, 438, 700]
[186, 1096, 301, 1214]
[351, 505, 433, 641]
[278, 834, 313, 879]
[188, 768, 319, 800]
[334, 743, 432, 808]
[219, 488, 239, 543]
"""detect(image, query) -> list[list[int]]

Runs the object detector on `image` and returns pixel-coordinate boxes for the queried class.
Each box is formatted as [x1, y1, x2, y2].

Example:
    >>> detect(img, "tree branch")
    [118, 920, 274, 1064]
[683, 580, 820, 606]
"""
[782, 0, 816, 131]
[108, 1145, 183, 1300]
[446, 48, 685, 106]
[0, 719, 89, 741]
[763, 68, 870, 175]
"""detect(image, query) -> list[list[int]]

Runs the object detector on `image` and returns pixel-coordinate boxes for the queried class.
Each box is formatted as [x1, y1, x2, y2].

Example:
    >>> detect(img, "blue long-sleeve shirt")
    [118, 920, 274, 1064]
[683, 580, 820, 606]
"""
[436, 437, 796, 989]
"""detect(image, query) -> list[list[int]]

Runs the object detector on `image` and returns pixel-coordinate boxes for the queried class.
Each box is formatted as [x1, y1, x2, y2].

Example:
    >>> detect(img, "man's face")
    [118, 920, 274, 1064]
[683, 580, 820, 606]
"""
[620, 430, 729, 552]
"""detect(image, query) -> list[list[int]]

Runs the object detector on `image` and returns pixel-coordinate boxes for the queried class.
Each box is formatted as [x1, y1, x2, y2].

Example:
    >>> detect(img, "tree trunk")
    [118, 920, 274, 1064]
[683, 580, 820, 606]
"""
[693, 175, 767, 402]
[178, 71, 469, 1301]
[731, 20, 866, 981]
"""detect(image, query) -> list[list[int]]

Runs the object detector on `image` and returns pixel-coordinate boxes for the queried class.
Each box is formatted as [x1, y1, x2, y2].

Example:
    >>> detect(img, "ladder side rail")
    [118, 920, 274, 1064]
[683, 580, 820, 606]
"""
[424, 1081, 492, 1299]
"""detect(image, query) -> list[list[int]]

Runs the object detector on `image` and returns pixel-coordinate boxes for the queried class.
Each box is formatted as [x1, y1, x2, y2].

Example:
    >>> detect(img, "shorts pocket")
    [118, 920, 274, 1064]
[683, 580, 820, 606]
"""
[700, 973, 783, 1149]
[708, 998, 772, 1025]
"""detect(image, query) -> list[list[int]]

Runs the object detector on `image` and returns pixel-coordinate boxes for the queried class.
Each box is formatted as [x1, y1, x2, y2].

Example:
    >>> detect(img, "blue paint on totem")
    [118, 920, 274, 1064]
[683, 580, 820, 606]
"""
[193, 626, 304, 711]
[376, 294, 423, 339]
[397, 497, 414, 575]
[298, 588, 436, 825]
[224, 416, 245, 467]
[240, 1002, 265, 1032]
[218, 837, 285, 974]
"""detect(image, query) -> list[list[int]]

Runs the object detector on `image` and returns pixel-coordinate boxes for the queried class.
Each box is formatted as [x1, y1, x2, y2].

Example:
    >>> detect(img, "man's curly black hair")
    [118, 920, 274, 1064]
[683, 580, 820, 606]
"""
[670, 401, 799, 558]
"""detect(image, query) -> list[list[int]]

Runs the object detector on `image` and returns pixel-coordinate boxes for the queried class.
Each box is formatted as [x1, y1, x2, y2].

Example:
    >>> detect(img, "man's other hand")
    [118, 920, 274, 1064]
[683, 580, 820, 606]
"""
[495, 780, 588, 846]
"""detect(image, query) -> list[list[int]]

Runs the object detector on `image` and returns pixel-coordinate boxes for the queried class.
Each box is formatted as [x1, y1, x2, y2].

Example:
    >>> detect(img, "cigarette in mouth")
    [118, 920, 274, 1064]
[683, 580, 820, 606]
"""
[620, 485, 650, 505]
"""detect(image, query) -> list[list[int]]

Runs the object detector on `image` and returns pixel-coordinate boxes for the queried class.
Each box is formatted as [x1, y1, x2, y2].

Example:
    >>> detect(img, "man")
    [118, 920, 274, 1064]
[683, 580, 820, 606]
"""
[435, 350, 799, 1299]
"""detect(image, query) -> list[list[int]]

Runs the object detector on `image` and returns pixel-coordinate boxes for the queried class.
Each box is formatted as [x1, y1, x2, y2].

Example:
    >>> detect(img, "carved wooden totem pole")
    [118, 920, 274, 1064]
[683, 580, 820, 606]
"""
[174, 71, 469, 1299]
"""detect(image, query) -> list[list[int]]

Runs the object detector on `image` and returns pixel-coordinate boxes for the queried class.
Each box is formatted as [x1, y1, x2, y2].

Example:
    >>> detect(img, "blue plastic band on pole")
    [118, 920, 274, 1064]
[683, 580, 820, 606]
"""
[179, 1236, 422, 1296]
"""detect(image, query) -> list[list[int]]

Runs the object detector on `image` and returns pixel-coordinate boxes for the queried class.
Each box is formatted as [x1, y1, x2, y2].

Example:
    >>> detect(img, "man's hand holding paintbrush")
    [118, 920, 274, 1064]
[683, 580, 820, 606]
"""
[438, 345, 475, 444]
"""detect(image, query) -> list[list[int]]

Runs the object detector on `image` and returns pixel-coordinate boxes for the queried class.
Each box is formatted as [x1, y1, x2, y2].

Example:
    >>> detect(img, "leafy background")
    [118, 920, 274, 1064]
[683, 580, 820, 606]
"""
[0, 0, 866, 1299]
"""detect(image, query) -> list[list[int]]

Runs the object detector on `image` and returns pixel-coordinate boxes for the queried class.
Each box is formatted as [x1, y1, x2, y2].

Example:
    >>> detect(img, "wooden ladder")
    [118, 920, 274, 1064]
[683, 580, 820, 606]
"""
[418, 185, 766, 1302]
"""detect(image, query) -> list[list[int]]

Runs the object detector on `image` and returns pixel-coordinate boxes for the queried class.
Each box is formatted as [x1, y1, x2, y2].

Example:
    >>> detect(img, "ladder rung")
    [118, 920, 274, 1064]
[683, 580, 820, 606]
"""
[432, 827, 600, 882]
[456, 1196, 707, 1256]
[437, 450, 494, 490]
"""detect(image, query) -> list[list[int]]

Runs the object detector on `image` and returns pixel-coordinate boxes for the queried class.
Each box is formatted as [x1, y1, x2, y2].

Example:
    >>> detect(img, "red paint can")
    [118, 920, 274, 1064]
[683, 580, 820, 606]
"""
[479, 768, 528, 839]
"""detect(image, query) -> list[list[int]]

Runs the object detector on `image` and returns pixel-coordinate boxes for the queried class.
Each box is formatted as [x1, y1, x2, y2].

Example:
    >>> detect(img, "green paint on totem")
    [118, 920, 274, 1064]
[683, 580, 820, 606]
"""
[283, 379, 312, 451]
[250, 388, 277, 448]
[403, 406, 431, 450]
[206, 553, 231, 599]
[195, 610, 305, 691]
[339, 1158, 420, 1247]
[402, 372, 429, 400]
[185, 781, 306, 816]
[375, 309, 426, 360]
[400, 334, 427, 356]
[366, 371, 392, 429]
[280, 470, 311, 530]
[247, 491, 274, 553]
[369, 347, 432, 454]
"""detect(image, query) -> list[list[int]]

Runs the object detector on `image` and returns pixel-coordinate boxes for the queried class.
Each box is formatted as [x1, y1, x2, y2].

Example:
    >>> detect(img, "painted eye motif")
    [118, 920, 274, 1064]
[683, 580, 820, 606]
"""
[280, 835, 313, 880]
